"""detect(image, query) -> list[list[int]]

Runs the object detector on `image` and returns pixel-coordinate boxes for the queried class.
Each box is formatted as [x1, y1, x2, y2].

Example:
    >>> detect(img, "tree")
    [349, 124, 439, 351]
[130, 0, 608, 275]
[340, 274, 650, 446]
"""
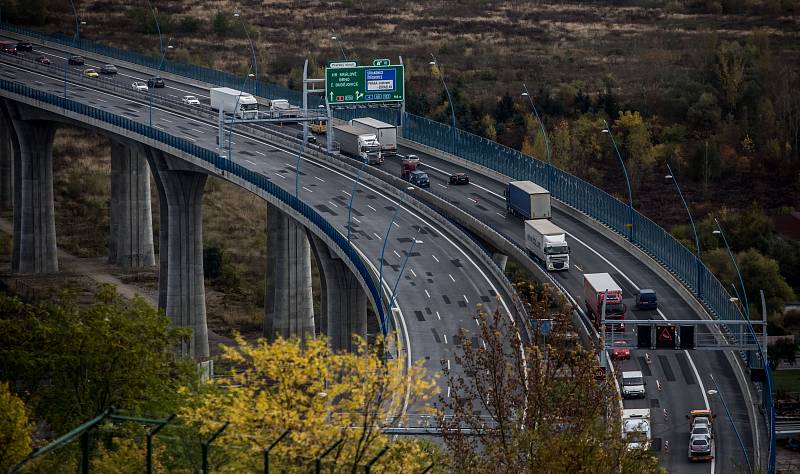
[768, 339, 798, 369]
[178, 335, 440, 472]
[737, 249, 796, 319]
[0, 382, 32, 472]
[716, 41, 747, 114]
[687, 92, 722, 132]
[0, 286, 195, 433]
[614, 111, 655, 191]
[441, 284, 663, 473]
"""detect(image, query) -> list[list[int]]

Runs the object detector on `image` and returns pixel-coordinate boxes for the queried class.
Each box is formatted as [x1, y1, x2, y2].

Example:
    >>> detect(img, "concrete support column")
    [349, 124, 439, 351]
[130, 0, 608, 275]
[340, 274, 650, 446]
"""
[264, 203, 315, 342]
[109, 141, 155, 268]
[0, 115, 13, 209]
[146, 147, 208, 358]
[9, 119, 57, 273]
[309, 233, 367, 352]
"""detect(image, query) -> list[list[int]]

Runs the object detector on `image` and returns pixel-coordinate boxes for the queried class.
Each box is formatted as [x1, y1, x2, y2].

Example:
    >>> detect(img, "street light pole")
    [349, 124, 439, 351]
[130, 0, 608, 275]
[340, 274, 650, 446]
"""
[145, 0, 164, 72]
[68, 0, 80, 43]
[429, 53, 457, 155]
[665, 162, 703, 297]
[346, 162, 367, 244]
[709, 375, 753, 474]
[521, 83, 552, 189]
[601, 118, 634, 242]
[157, 36, 173, 71]
[330, 32, 347, 60]
[234, 12, 258, 82]
[377, 208, 400, 311]
[712, 218, 749, 318]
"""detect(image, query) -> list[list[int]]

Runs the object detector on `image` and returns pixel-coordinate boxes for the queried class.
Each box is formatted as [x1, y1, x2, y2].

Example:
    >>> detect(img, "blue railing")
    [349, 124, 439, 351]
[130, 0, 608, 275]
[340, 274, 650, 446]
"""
[1, 22, 773, 471]
[0, 78, 387, 335]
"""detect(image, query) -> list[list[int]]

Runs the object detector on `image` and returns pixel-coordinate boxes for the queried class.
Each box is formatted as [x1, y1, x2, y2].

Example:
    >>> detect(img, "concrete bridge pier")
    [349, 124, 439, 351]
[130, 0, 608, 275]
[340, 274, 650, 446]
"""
[309, 233, 367, 352]
[0, 114, 12, 209]
[109, 141, 155, 268]
[146, 148, 208, 359]
[492, 252, 508, 271]
[264, 203, 315, 342]
[8, 118, 58, 273]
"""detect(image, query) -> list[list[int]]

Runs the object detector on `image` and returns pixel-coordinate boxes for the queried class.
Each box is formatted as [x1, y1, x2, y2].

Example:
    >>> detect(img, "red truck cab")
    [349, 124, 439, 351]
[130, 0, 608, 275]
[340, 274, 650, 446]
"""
[583, 273, 626, 331]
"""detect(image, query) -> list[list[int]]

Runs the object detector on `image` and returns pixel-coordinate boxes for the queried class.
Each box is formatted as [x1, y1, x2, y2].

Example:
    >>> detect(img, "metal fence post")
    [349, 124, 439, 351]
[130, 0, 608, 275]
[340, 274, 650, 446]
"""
[315, 438, 343, 474]
[201, 422, 229, 474]
[364, 446, 388, 474]
[146, 414, 175, 474]
[263, 429, 290, 474]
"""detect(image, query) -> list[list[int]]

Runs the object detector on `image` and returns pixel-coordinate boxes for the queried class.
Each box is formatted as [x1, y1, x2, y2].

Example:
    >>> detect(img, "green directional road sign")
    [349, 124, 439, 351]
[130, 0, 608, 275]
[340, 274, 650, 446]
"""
[325, 64, 404, 105]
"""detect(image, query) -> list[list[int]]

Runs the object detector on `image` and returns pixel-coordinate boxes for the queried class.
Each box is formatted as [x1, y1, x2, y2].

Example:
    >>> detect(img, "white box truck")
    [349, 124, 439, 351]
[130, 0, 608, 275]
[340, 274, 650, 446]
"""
[210, 87, 258, 119]
[622, 409, 651, 450]
[505, 181, 551, 219]
[350, 117, 398, 156]
[524, 219, 569, 271]
[333, 124, 383, 165]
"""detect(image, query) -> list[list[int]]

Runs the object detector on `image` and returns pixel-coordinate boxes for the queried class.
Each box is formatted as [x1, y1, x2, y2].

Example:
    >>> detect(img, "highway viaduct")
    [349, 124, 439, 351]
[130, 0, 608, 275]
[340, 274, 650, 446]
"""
[0, 26, 771, 473]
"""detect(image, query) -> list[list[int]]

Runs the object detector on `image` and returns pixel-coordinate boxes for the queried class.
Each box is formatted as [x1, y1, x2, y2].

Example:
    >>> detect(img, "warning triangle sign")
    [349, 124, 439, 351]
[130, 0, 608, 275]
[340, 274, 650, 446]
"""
[658, 326, 674, 341]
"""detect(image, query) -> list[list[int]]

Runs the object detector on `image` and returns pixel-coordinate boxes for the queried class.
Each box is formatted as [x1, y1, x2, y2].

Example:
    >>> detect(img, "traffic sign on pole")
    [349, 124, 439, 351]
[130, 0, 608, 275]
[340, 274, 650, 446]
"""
[325, 64, 404, 105]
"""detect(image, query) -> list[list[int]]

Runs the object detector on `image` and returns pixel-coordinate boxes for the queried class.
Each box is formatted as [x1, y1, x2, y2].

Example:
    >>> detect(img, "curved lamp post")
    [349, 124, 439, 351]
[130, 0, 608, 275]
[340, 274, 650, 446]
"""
[67, 0, 86, 44]
[429, 54, 457, 154]
[144, 0, 164, 71]
[521, 83, 552, 189]
[665, 162, 702, 297]
[234, 11, 258, 82]
[330, 32, 347, 60]
[346, 162, 367, 243]
[712, 218, 749, 317]
[227, 68, 255, 160]
[157, 36, 173, 71]
[601, 118, 634, 242]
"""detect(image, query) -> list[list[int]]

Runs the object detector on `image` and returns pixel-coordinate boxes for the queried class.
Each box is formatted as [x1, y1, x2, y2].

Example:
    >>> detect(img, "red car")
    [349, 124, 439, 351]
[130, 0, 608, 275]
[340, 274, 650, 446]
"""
[610, 340, 631, 360]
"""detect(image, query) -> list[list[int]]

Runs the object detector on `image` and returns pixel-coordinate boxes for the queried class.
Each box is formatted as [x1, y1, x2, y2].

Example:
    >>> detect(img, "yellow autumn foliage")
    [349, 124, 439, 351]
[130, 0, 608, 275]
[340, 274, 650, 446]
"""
[179, 334, 440, 472]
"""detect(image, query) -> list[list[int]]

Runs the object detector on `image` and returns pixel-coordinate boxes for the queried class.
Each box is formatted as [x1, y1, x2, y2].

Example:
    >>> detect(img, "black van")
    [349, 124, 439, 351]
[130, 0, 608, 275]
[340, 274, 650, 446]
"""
[635, 289, 658, 310]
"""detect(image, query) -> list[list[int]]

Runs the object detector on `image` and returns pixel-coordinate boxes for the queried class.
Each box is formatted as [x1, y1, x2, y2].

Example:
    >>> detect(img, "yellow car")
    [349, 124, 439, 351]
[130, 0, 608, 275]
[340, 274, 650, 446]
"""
[83, 68, 99, 78]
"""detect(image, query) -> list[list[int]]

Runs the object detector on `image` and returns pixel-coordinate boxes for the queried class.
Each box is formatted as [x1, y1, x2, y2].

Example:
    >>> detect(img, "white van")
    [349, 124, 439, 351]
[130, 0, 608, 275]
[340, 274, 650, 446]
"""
[621, 370, 646, 399]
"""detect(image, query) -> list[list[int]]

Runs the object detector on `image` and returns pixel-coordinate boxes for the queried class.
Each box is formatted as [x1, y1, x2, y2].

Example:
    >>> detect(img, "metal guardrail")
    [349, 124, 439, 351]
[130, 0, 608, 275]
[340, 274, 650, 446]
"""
[0, 22, 773, 471]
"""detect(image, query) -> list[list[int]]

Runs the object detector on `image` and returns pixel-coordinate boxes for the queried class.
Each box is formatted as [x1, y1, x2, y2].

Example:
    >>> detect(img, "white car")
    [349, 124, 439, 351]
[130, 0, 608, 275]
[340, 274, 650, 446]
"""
[182, 95, 200, 105]
[690, 424, 712, 440]
[131, 81, 148, 93]
[404, 154, 420, 164]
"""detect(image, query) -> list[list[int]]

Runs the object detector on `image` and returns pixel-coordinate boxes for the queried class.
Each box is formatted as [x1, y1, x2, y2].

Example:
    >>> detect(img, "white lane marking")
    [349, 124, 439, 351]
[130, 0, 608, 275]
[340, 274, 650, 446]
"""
[392, 221, 400, 228]
[409, 268, 417, 278]
[190, 128, 203, 134]
[255, 151, 266, 156]
[432, 254, 440, 263]
[444, 335, 448, 345]
[393, 250, 401, 258]
[373, 233, 382, 240]
[449, 274, 455, 282]
[566, 229, 713, 473]
[245, 159, 256, 165]
[368, 204, 377, 212]
[95, 98, 106, 103]
[154, 125, 165, 130]
[184, 137, 196, 142]
[437, 183, 447, 188]
[447, 386, 451, 398]
[447, 359, 451, 370]
[463, 294, 470, 304]
[496, 212, 505, 218]
[277, 173, 287, 179]
[422, 161, 504, 197]
[574, 264, 583, 272]
[302, 186, 313, 193]
[161, 117, 172, 123]
[425, 289, 431, 298]
[436, 311, 441, 320]
[475, 318, 480, 327]
[315, 176, 325, 182]
[352, 216, 361, 223]
[342, 190, 351, 196]
[328, 201, 338, 208]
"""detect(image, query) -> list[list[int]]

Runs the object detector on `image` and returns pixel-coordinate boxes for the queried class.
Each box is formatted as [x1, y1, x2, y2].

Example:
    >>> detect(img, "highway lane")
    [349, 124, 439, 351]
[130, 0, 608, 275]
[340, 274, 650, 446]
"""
[383, 143, 757, 472]
[0, 60, 524, 417]
[2, 36, 758, 469]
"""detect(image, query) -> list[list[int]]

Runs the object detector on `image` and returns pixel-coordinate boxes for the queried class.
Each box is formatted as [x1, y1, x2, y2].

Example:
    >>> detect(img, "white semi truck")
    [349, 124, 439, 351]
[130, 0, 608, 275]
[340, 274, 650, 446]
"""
[524, 219, 569, 271]
[333, 124, 383, 165]
[210, 87, 258, 119]
[622, 408, 651, 450]
[350, 117, 398, 157]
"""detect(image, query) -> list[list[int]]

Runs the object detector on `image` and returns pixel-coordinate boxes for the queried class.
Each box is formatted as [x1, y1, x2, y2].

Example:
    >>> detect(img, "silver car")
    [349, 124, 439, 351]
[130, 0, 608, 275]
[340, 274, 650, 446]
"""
[131, 81, 148, 93]
[182, 95, 200, 105]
